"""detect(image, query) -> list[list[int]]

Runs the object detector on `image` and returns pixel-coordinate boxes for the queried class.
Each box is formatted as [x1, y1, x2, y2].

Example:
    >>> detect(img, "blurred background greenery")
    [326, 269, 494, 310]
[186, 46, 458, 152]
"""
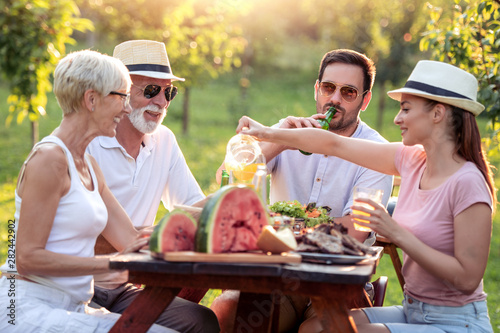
[0, 0, 499, 330]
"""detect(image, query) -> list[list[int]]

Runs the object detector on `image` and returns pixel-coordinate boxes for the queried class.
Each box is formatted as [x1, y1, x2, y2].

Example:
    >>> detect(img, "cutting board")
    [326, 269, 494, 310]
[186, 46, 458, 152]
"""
[158, 251, 302, 264]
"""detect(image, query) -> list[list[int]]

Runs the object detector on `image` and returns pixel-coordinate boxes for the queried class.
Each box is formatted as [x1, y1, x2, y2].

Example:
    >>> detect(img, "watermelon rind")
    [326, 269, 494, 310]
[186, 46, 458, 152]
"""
[149, 209, 197, 253]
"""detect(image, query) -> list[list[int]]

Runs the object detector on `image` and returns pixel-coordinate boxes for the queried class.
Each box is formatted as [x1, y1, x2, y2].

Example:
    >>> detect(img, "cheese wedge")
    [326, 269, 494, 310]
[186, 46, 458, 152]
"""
[257, 225, 297, 253]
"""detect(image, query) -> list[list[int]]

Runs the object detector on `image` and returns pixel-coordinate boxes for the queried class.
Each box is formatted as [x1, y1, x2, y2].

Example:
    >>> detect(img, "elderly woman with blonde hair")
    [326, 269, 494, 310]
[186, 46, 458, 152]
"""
[0, 50, 176, 332]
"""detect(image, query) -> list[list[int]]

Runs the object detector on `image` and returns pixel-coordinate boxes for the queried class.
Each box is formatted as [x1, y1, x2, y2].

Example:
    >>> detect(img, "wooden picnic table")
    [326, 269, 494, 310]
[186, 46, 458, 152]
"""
[108, 248, 382, 333]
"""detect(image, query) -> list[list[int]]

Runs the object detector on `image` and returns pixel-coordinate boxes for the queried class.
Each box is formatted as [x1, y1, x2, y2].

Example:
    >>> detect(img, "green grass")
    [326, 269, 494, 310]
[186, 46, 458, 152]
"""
[0, 68, 499, 330]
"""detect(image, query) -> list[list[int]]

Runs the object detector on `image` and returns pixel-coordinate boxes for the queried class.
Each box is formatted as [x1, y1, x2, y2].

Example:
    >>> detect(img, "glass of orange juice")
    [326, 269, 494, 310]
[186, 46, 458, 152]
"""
[352, 187, 384, 232]
[224, 134, 266, 187]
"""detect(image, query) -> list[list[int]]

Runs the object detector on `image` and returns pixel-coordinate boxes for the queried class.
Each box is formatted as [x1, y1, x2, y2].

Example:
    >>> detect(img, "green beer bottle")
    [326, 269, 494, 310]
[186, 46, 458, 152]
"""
[300, 106, 337, 155]
[220, 169, 230, 187]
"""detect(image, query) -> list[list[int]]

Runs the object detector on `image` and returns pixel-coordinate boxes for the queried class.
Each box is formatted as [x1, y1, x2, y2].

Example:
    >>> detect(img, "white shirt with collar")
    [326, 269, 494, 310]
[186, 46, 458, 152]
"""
[87, 125, 205, 228]
[267, 120, 393, 217]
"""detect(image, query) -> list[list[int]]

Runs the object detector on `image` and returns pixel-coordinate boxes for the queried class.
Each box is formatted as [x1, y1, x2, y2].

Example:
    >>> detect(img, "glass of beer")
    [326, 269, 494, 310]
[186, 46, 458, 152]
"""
[352, 187, 384, 232]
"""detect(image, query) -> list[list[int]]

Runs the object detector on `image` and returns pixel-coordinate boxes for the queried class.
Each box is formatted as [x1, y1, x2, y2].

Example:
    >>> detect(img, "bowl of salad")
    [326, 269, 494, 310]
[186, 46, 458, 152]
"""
[268, 200, 333, 228]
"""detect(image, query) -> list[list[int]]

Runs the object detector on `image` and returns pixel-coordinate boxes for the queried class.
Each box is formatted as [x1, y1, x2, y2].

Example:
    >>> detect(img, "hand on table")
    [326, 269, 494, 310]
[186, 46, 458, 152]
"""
[120, 228, 151, 254]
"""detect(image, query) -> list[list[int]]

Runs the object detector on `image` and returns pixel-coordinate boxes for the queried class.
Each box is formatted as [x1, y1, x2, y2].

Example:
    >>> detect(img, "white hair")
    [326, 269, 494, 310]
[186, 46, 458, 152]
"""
[53, 50, 131, 115]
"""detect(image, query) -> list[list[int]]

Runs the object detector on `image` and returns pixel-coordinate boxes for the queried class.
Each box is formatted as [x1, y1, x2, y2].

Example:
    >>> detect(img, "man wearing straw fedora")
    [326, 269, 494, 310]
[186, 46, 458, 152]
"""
[87, 40, 219, 333]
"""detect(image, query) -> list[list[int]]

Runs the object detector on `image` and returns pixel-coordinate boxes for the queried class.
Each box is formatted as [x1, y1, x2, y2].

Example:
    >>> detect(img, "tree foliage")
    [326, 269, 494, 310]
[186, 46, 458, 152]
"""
[0, 0, 92, 144]
[76, 0, 246, 81]
[5, 0, 496, 141]
[157, 1, 247, 85]
[157, 1, 247, 134]
[420, 0, 500, 154]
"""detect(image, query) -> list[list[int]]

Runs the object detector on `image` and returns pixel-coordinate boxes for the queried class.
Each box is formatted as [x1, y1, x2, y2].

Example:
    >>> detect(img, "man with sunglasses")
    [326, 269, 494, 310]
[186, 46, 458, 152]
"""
[86, 40, 219, 333]
[263, 49, 393, 243]
[212, 49, 393, 332]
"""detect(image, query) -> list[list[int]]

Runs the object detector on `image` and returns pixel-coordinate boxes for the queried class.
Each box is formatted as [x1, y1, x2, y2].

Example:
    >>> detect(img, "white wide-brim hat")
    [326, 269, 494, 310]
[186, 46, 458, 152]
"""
[113, 40, 185, 81]
[387, 60, 484, 116]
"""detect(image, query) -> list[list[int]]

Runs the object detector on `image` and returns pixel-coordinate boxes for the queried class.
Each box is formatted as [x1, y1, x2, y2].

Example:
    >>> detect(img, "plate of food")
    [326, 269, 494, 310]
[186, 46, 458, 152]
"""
[293, 223, 382, 265]
[295, 251, 374, 265]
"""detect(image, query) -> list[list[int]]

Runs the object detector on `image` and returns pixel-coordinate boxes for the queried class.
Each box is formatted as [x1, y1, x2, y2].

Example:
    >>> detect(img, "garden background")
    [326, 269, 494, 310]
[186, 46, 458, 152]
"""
[0, 0, 499, 330]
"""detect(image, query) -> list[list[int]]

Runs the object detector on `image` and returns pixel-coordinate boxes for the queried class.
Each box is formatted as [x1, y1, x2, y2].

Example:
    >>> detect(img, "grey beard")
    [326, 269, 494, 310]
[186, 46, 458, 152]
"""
[128, 106, 166, 134]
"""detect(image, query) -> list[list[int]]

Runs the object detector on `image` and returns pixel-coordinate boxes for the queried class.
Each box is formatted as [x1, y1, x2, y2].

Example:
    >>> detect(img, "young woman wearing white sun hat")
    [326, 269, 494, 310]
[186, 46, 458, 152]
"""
[236, 60, 496, 333]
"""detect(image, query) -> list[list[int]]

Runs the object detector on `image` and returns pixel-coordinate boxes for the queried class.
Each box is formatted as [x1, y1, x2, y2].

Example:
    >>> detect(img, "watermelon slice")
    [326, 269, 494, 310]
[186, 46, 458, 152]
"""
[196, 185, 270, 253]
[150, 209, 198, 253]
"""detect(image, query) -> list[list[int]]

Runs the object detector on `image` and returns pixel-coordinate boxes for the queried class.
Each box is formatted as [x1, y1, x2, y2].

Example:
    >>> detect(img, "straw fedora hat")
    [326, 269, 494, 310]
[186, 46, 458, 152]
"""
[387, 60, 484, 116]
[113, 40, 185, 81]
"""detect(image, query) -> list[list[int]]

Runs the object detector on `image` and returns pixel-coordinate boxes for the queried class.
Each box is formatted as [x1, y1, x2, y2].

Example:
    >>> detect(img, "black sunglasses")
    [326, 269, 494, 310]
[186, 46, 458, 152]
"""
[133, 84, 178, 102]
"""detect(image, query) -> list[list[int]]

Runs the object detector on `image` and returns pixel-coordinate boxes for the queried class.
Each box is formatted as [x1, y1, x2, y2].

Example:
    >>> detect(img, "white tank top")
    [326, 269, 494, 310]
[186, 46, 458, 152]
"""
[4, 136, 108, 303]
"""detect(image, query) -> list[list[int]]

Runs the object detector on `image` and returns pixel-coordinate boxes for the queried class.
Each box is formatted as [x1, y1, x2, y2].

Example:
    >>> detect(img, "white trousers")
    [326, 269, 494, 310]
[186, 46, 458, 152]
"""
[0, 275, 176, 332]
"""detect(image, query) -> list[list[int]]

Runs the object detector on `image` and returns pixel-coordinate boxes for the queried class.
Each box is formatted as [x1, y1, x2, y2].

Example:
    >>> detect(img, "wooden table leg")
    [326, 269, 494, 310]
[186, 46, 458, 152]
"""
[270, 293, 281, 333]
[311, 296, 357, 333]
[109, 286, 179, 333]
[310, 284, 362, 333]
[375, 236, 405, 292]
[385, 243, 405, 291]
[233, 292, 280, 333]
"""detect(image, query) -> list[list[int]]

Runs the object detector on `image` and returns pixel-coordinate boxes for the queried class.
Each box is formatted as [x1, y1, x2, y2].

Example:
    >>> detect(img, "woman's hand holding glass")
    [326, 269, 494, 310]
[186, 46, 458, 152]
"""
[352, 187, 384, 232]
[351, 196, 398, 241]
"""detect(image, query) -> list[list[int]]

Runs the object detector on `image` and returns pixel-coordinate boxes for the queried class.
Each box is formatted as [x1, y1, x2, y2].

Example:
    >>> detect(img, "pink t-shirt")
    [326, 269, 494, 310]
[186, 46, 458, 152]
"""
[393, 145, 492, 306]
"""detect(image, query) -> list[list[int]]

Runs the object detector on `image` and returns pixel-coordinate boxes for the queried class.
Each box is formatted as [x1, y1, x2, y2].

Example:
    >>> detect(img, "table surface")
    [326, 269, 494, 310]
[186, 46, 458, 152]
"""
[110, 250, 380, 283]
[109, 248, 382, 333]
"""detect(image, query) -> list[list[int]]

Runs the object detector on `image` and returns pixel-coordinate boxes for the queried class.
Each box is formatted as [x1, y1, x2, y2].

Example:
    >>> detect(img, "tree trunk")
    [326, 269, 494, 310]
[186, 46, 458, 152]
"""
[376, 81, 386, 132]
[237, 42, 253, 117]
[31, 120, 39, 147]
[182, 87, 190, 135]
